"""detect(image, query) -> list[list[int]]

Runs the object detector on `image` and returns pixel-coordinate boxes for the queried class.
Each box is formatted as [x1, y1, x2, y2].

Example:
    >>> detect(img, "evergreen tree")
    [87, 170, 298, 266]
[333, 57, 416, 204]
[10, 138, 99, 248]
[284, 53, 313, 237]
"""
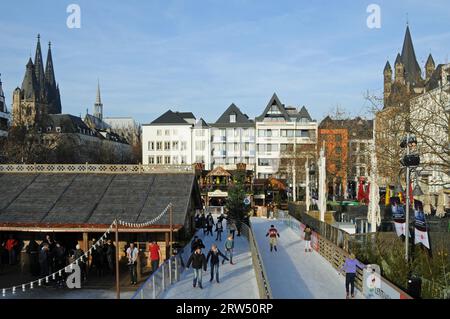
[225, 170, 250, 235]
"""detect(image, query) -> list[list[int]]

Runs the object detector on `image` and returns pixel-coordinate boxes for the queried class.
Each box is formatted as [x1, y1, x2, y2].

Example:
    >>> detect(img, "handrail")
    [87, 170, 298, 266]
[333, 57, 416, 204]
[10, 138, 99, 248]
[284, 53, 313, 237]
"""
[241, 222, 273, 299]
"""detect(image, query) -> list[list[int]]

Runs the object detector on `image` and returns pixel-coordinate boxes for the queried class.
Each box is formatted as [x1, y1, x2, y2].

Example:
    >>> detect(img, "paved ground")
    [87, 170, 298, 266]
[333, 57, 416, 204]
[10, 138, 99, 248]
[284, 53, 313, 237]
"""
[160, 218, 259, 299]
[251, 217, 363, 299]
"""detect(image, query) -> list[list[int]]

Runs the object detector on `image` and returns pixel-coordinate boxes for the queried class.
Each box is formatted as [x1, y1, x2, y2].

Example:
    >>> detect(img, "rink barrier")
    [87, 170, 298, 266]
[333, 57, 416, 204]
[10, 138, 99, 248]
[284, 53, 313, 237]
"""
[241, 222, 273, 299]
[278, 211, 412, 299]
[131, 240, 191, 299]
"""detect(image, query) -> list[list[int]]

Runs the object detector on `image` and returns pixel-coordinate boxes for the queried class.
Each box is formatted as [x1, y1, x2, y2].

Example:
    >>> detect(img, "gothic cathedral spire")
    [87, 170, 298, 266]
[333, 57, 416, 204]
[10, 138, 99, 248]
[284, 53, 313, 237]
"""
[34, 34, 46, 99]
[94, 80, 103, 120]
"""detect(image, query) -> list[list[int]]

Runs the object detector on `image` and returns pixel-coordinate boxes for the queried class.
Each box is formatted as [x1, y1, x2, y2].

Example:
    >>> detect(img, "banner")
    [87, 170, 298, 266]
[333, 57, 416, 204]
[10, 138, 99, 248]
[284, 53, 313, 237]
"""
[413, 200, 430, 249]
[390, 197, 408, 237]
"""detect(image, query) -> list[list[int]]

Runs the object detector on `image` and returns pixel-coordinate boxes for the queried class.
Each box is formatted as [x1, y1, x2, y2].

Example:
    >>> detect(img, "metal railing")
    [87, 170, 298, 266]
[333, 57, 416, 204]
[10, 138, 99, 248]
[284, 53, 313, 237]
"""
[0, 163, 194, 174]
[278, 211, 365, 292]
[241, 222, 273, 299]
[131, 242, 191, 299]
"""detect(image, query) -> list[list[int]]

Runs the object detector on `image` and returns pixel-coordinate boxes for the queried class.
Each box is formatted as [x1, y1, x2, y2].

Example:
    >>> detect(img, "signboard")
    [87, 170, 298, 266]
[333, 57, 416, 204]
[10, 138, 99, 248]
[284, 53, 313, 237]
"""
[414, 200, 430, 249]
[391, 196, 409, 237]
[208, 189, 228, 198]
[243, 197, 251, 205]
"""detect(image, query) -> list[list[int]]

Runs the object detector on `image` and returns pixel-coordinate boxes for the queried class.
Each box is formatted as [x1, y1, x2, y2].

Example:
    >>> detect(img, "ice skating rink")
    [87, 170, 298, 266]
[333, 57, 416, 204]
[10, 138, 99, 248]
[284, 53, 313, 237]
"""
[160, 219, 259, 299]
[251, 217, 363, 299]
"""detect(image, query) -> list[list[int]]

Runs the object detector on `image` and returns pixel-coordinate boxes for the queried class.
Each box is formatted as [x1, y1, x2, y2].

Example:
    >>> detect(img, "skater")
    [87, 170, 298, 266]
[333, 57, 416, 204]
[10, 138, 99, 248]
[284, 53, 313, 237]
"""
[148, 241, 161, 272]
[186, 247, 207, 289]
[126, 242, 139, 285]
[215, 220, 224, 241]
[223, 234, 234, 265]
[228, 221, 237, 239]
[190, 236, 205, 253]
[266, 224, 280, 252]
[206, 213, 214, 236]
[304, 225, 312, 252]
[340, 253, 366, 299]
[206, 244, 228, 283]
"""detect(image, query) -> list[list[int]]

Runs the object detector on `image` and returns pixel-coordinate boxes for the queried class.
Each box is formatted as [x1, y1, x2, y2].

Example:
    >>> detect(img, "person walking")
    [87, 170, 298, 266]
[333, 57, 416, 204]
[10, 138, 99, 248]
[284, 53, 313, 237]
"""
[200, 214, 207, 235]
[223, 235, 234, 265]
[5, 235, 18, 265]
[266, 224, 280, 252]
[206, 244, 228, 283]
[105, 240, 116, 275]
[73, 244, 87, 281]
[148, 241, 161, 273]
[339, 253, 366, 299]
[304, 225, 312, 252]
[215, 220, 224, 241]
[39, 244, 50, 278]
[186, 247, 207, 289]
[126, 242, 139, 285]
[26, 238, 40, 276]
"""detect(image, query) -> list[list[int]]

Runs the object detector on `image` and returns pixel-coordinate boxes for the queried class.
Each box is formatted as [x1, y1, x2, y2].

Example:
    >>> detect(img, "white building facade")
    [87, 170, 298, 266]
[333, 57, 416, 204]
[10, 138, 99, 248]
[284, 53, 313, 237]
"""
[210, 104, 256, 170]
[255, 94, 318, 179]
[410, 63, 450, 193]
[142, 110, 211, 169]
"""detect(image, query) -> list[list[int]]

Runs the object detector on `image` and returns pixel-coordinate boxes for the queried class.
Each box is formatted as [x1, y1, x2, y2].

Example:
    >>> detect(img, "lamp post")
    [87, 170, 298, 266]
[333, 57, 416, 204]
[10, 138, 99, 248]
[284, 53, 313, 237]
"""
[399, 133, 419, 262]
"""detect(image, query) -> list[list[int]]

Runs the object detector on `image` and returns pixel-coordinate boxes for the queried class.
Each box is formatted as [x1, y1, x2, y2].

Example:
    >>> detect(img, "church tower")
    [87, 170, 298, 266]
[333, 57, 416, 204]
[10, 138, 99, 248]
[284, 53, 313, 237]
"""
[383, 61, 392, 104]
[12, 35, 60, 127]
[425, 54, 435, 81]
[93, 80, 103, 120]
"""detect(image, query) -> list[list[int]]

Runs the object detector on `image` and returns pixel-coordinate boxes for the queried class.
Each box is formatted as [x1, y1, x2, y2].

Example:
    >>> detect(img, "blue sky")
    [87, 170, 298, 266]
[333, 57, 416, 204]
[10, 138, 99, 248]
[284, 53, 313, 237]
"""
[1, 0, 450, 124]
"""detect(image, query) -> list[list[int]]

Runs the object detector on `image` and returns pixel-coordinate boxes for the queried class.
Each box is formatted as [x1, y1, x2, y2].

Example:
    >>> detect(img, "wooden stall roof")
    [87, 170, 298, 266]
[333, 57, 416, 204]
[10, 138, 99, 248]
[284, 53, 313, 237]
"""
[0, 172, 202, 231]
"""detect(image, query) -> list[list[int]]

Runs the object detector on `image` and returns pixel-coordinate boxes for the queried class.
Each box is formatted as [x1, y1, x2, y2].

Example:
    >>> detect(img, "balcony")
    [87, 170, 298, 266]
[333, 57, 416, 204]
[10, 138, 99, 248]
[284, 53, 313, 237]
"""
[212, 136, 226, 143]
[213, 150, 226, 157]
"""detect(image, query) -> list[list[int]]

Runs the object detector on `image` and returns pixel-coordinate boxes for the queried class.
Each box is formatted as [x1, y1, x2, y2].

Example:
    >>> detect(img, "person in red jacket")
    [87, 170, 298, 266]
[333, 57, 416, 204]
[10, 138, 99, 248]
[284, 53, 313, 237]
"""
[148, 241, 161, 273]
[265, 225, 280, 252]
[5, 235, 18, 265]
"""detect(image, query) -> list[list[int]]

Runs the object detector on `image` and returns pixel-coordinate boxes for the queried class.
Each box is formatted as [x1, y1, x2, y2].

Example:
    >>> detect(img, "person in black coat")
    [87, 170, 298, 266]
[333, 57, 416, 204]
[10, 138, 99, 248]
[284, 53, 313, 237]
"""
[205, 214, 214, 236]
[206, 244, 228, 283]
[186, 247, 207, 289]
[26, 239, 40, 276]
[199, 214, 206, 235]
[190, 236, 205, 253]
[105, 240, 116, 275]
[39, 244, 50, 278]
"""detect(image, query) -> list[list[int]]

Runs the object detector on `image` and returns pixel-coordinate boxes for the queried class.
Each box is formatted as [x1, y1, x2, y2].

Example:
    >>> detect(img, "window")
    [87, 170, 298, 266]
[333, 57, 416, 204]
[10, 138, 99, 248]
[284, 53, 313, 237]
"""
[156, 142, 162, 150]
[172, 129, 178, 135]
[230, 114, 236, 123]
[181, 156, 187, 164]
[47, 126, 52, 132]
[164, 156, 171, 164]
[56, 127, 61, 133]
[281, 130, 295, 137]
[164, 129, 170, 136]
[148, 141, 154, 151]
[181, 141, 187, 151]
[148, 156, 155, 164]
[172, 141, 179, 150]
[156, 156, 163, 164]
[157, 130, 162, 136]
[164, 141, 171, 150]
[172, 156, 179, 164]
[280, 144, 294, 152]
[195, 141, 206, 151]
[195, 155, 205, 163]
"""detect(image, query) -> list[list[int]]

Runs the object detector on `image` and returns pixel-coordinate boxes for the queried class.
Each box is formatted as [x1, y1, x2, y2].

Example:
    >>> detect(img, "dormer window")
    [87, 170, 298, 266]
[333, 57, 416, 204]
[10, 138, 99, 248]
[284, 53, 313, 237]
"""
[56, 127, 61, 133]
[230, 114, 236, 123]
[47, 126, 52, 132]
[37, 127, 42, 133]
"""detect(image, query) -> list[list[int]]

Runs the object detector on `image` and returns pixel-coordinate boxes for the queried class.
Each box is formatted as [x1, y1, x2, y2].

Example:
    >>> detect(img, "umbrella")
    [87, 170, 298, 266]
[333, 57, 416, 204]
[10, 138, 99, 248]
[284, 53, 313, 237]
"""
[367, 177, 381, 231]
[423, 193, 432, 215]
[436, 190, 446, 218]
[357, 181, 365, 201]
[385, 186, 391, 206]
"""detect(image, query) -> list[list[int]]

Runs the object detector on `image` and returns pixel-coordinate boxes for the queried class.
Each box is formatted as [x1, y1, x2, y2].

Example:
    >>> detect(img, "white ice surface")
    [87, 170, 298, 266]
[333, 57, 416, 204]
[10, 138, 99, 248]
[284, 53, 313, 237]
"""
[160, 218, 259, 299]
[251, 217, 363, 299]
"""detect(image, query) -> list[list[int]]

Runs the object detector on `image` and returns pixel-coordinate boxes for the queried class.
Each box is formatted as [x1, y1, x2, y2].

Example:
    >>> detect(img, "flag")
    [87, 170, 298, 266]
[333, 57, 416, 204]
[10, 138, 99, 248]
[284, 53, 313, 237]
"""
[394, 221, 410, 237]
[409, 183, 414, 205]
[385, 186, 390, 206]
[414, 228, 430, 249]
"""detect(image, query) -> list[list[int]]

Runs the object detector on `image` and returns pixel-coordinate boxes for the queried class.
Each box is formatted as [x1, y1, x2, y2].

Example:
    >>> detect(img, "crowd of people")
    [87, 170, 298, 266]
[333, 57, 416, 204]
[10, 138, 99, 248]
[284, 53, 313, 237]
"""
[186, 212, 237, 289]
